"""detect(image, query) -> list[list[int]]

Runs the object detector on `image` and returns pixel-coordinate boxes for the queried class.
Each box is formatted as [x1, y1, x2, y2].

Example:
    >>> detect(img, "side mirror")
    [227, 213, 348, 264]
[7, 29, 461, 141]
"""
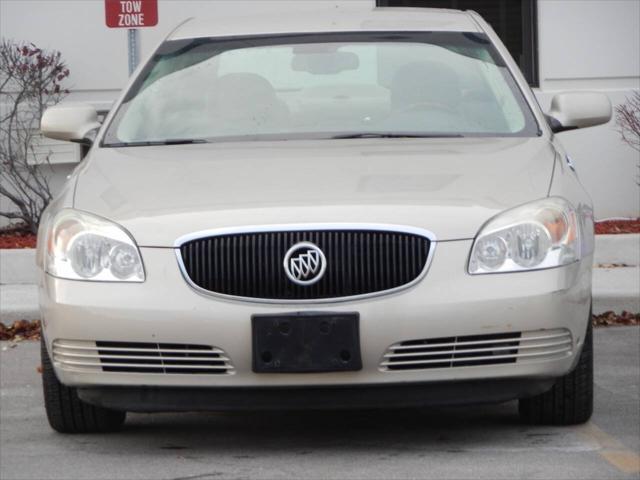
[547, 92, 612, 133]
[41, 103, 101, 145]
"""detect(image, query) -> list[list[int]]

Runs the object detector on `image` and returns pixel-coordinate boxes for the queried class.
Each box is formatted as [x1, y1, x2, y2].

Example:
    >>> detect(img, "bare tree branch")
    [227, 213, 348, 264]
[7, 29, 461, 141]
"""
[0, 39, 70, 233]
[615, 91, 640, 153]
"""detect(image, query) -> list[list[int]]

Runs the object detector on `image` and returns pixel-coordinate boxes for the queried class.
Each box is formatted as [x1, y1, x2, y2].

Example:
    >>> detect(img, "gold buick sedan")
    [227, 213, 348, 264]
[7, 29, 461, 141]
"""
[37, 7, 611, 433]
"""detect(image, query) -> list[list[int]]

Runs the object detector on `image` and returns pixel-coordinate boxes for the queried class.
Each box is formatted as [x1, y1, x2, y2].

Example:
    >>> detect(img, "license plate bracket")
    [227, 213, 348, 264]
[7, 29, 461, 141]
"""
[252, 312, 361, 373]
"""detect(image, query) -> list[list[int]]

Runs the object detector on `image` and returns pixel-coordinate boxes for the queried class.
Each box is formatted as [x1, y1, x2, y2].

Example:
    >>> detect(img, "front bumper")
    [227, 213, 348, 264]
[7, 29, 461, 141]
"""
[40, 239, 592, 394]
[77, 378, 556, 412]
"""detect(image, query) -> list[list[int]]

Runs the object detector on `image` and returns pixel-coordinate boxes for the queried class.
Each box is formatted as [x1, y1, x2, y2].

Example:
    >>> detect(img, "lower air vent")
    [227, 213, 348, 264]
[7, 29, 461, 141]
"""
[52, 340, 234, 375]
[380, 329, 572, 371]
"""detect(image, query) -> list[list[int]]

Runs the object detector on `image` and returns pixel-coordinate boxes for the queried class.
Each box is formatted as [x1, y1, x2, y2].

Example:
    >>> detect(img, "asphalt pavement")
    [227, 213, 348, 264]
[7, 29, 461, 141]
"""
[0, 326, 638, 480]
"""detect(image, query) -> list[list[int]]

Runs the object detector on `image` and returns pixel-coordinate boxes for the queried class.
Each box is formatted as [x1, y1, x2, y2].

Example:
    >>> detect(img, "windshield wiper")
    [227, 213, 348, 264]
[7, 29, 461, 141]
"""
[331, 133, 464, 139]
[104, 138, 209, 147]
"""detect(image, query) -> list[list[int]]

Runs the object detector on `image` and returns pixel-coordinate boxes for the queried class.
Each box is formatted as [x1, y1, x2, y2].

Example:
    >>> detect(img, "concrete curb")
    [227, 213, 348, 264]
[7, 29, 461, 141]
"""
[0, 233, 638, 322]
[594, 234, 640, 266]
[0, 234, 637, 285]
[0, 249, 36, 285]
[592, 267, 640, 314]
[593, 234, 639, 314]
[0, 250, 39, 322]
[0, 285, 39, 322]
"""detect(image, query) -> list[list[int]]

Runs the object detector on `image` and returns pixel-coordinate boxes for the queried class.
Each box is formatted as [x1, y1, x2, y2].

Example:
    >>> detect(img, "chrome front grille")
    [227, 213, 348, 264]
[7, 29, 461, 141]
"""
[380, 329, 573, 371]
[178, 226, 433, 301]
[52, 340, 235, 375]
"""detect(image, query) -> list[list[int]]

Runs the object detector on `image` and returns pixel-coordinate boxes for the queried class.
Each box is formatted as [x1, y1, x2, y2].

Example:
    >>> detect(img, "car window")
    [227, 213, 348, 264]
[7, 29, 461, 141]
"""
[218, 44, 379, 89]
[103, 32, 539, 145]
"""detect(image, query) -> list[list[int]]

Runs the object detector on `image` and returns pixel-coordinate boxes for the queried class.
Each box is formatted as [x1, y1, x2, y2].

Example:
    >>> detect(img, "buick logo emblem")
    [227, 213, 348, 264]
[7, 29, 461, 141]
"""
[283, 242, 327, 286]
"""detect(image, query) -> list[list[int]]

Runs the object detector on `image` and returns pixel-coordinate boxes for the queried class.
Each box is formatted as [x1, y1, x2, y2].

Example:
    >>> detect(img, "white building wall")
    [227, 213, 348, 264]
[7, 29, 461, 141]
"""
[0, 0, 370, 226]
[1, 0, 639, 222]
[536, 0, 640, 219]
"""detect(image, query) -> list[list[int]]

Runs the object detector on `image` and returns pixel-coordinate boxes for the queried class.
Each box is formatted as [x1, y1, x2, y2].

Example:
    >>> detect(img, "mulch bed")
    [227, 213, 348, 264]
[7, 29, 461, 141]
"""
[595, 218, 640, 235]
[1, 314, 638, 345]
[0, 226, 37, 249]
[0, 219, 638, 250]
[592, 311, 640, 327]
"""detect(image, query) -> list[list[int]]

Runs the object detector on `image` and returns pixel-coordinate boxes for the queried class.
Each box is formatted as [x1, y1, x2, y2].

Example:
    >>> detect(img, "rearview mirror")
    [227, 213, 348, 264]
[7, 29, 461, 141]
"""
[41, 103, 101, 144]
[292, 51, 359, 75]
[547, 92, 612, 133]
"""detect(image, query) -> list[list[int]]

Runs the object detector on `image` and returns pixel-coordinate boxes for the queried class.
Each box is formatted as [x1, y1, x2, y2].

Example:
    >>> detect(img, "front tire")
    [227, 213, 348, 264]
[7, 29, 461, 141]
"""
[41, 336, 126, 433]
[518, 320, 593, 425]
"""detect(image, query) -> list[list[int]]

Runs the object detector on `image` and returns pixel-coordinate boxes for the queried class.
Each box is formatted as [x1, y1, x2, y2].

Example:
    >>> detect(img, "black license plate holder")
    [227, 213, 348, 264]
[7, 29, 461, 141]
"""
[252, 312, 361, 373]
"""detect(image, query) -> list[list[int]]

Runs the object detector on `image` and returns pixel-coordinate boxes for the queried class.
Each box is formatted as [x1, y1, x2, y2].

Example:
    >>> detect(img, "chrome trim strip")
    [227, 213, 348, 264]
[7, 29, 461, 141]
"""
[54, 351, 231, 362]
[57, 359, 231, 370]
[52, 339, 236, 374]
[388, 331, 571, 351]
[173, 223, 437, 305]
[384, 339, 572, 358]
[380, 329, 573, 371]
[380, 347, 572, 367]
[174, 223, 438, 247]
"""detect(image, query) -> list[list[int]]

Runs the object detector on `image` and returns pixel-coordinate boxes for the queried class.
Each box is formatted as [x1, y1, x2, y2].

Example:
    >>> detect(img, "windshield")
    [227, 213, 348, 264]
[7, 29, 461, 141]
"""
[102, 32, 539, 146]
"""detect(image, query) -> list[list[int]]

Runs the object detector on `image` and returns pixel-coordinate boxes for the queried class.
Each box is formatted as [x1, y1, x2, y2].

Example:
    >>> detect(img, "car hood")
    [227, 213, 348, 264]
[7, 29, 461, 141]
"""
[74, 137, 555, 246]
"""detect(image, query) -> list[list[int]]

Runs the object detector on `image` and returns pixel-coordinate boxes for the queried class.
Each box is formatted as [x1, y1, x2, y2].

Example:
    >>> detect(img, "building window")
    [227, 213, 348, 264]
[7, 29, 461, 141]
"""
[376, 0, 538, 86]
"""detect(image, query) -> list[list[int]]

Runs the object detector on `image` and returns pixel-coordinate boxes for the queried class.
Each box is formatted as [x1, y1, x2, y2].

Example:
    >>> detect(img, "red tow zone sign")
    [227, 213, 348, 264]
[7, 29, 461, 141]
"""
[105, 0, 158, 28]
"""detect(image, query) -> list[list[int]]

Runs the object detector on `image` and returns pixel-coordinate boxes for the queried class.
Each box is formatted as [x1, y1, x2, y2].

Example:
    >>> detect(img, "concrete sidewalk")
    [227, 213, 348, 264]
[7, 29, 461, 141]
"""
[1, 248, 39, 322]
[1, 234, 638, 321]
[592, 234, 640, 314]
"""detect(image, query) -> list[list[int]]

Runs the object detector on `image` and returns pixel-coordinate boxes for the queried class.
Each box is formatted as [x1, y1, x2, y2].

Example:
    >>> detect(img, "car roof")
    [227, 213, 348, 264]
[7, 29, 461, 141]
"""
[168, 7, 481, 41]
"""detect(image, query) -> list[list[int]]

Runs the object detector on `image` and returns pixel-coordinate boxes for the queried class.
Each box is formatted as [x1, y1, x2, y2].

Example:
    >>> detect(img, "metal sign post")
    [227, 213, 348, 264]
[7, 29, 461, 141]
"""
[105, 0, 158, 76]
[127, 29, 140, 76]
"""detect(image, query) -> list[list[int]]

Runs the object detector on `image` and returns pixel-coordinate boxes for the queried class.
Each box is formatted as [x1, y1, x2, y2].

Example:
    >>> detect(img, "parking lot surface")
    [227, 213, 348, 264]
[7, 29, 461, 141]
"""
[1, 326, 638, 480]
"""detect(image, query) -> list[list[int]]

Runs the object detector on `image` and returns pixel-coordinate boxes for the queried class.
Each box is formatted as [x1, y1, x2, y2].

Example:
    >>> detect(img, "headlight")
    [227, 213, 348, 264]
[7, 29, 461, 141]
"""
[45, 210, 145, 282]
[469, 197, 580, 274]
